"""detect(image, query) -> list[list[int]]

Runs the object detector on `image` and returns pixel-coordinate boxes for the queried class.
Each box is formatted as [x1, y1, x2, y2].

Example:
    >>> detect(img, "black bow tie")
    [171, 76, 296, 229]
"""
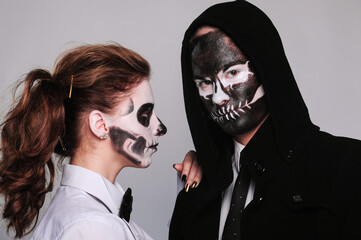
[119, 188, 133, 222]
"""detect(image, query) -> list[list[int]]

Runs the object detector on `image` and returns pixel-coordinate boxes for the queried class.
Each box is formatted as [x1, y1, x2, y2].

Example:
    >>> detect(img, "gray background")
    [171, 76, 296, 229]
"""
[0, 0, 360, 239]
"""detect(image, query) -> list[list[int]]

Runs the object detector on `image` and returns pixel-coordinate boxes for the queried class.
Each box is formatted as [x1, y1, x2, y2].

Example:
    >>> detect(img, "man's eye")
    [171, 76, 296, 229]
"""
[199, 80, 212, 89]
[225, 70, 239, 78]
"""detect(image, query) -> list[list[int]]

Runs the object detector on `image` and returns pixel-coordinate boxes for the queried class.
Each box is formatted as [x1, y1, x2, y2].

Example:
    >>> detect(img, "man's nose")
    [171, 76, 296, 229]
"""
[154, 117, 167, 136]
[212, 80, 230, 105]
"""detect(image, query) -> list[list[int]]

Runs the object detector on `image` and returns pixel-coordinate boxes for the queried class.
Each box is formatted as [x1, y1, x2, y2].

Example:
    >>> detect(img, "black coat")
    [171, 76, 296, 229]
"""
[170, 118, 361, 239]
[170, 1, 361, 239]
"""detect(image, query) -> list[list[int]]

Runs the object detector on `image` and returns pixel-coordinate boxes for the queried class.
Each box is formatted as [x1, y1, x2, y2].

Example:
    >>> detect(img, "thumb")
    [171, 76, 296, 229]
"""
[173, 163, 183, 173]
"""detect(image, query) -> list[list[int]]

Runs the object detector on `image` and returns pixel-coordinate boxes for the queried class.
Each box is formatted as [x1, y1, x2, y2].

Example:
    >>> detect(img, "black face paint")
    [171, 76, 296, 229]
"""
[191, 30, 268, 136]
[191, 31, 246, 78]
[156, 117, 167, 136]
[137, 103, 154, 127]
[109, 127, 147, 165]
[131, 136, 146, 156]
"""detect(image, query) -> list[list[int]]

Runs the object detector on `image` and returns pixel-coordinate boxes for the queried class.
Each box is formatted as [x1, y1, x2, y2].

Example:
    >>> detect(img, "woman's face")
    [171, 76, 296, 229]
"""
[107, 80, 167, 168]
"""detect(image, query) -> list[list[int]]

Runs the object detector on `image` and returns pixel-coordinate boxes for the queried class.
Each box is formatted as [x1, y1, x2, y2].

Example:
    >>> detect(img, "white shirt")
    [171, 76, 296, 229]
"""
[218, 140, 256, 240]
[31, 164, 152, 240]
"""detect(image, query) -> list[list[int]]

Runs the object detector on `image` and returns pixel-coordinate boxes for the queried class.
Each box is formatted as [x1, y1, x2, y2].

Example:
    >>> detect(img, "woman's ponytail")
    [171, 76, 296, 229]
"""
[0, 69, 65, 238]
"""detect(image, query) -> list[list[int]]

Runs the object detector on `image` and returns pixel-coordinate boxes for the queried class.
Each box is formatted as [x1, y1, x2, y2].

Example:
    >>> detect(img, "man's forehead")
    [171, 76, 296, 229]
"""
[191, 31, 245, 76]
[193, 26, 219, 39]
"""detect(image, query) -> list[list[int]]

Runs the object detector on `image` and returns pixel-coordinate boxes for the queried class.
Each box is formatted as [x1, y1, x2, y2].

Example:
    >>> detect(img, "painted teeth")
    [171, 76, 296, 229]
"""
[210, 88, 263, 123]
[245, 100, 251, 109]
[211, 99, 256, 123]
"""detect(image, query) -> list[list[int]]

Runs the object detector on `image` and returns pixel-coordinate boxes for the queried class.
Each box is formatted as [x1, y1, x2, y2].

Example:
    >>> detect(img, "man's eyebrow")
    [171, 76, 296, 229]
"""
[193, 75, 208, 81]
[222, 60, 247, 72]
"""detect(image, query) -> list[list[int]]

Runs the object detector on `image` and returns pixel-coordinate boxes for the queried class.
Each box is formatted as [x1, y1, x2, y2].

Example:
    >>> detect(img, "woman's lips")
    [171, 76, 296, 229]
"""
[147, 143, 159, 151]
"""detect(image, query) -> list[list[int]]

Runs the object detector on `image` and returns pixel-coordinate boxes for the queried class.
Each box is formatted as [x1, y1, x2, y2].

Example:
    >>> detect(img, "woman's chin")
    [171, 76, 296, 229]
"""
[132, 158, 152, 169]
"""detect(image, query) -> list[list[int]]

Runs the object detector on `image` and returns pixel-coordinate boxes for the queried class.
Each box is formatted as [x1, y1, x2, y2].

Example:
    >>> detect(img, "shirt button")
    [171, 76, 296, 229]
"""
[292, 194, 303, 203]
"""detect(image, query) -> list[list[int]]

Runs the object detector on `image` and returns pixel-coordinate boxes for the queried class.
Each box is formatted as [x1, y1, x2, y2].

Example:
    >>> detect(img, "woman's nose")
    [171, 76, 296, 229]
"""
[154, 117, 167, 136]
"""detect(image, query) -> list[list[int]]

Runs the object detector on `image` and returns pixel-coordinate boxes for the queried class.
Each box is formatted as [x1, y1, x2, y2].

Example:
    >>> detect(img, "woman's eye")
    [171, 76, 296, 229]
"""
[141, 111, 151, 119]
[137, 103, 154, 127]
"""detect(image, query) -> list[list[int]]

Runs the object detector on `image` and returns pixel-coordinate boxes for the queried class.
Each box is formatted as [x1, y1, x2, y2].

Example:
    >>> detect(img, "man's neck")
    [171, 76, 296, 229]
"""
[233, 115, 269, 145]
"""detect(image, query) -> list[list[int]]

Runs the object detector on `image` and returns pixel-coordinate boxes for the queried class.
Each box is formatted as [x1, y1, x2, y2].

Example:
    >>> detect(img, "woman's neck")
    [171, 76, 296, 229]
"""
[71, 143, 124, 183]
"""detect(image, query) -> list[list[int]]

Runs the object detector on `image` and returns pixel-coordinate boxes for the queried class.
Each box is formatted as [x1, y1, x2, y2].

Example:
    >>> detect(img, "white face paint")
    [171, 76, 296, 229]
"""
[107, 80, 167, 168]
[195, 61, 254, 100]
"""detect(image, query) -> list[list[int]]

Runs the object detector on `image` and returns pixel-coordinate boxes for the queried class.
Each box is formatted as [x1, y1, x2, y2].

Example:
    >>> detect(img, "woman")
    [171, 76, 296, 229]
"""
[0, 44, 200, 239]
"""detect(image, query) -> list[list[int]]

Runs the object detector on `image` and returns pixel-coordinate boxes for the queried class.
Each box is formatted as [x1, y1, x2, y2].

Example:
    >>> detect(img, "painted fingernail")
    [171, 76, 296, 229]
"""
[191, 181, 198, 188]
[172, 164, 176, 170]
[185, 184, 190, 192]
[181, 174, 187, 182]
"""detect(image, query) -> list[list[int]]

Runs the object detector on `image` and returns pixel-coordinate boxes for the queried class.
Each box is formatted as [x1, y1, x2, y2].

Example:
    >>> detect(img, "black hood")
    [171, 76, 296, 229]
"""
[181, 0, 319, 185]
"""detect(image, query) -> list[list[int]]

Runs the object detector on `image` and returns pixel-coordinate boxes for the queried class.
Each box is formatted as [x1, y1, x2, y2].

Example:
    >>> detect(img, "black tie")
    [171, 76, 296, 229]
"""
[222, 158, 251, 239]
[119, 188, 133, 222]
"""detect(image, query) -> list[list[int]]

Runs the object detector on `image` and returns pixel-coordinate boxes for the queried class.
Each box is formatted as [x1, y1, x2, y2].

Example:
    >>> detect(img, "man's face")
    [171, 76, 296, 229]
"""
[108, 80, 167, 168]
[191, 29, 268, 136]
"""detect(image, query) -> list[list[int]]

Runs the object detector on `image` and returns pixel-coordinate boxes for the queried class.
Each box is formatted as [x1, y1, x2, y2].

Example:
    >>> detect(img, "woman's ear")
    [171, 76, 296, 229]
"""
[89, 110, 109, 140]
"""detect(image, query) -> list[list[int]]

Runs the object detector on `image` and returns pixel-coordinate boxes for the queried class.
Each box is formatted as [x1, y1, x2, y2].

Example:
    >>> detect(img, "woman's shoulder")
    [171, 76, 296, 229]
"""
[32, 185, 152, 240]
[32, 215, 131, 240]
[31, 185, 124, 239]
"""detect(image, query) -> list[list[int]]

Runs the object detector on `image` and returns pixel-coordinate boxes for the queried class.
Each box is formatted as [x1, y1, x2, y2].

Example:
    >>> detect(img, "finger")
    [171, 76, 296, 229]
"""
[173, 163, 183, 173]
[183, 151, 199, 192]
[181, 150, 196, 183]
[186, 159, 198, 187]
[191, 167, 202, 189]
[173, 163, 183, 176]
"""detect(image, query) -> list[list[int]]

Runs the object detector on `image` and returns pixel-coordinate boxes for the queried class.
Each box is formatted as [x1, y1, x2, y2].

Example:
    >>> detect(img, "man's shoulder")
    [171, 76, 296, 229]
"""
[310, 130, 361, 154]
[298, 130, 361, 187]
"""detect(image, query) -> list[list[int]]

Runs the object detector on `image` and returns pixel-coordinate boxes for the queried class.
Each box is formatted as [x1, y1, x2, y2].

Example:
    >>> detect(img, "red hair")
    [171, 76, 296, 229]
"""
[0, 43, 150, 237]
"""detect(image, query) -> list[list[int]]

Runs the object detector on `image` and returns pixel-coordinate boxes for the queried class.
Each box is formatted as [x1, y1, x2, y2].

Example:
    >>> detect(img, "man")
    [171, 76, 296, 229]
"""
[169, 1, 361, 239]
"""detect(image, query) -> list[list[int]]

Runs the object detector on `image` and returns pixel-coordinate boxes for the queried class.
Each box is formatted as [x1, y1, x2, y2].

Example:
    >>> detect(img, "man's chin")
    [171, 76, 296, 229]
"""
[219, 117, 265, 137]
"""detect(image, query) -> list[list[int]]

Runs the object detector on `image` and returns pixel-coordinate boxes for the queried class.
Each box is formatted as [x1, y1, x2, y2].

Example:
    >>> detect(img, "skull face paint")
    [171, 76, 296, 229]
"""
[191, 30, 268, 136]
[108, 80, 167, 168]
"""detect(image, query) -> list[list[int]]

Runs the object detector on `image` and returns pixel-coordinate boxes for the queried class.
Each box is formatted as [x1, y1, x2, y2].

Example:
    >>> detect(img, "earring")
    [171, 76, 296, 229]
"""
[100, 134, 108, 140]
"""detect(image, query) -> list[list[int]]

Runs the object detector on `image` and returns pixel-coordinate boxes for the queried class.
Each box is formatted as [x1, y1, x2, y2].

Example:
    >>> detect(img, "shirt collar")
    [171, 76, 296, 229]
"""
[233, 139, 245, 172]
[61, 164, 124, 215]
